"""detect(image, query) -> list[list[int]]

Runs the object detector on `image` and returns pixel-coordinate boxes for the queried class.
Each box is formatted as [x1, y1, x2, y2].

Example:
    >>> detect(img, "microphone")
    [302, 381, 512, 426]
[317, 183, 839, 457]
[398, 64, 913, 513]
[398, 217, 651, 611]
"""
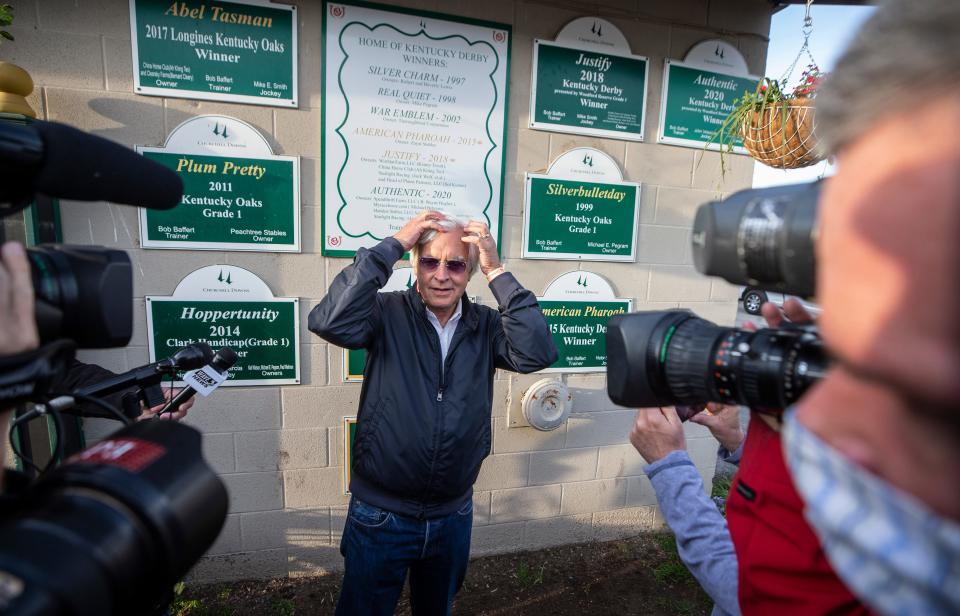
[0, 120, 183, 210]
[158, 347, 238, 416]
[159, 343, 214, 372]
[74, 343, 213, 399]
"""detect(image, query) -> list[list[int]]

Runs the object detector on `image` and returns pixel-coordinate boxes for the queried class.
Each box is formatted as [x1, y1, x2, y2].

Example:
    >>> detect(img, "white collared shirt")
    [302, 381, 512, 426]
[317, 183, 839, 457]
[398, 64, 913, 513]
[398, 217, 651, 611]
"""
[425, 298, 462, 365]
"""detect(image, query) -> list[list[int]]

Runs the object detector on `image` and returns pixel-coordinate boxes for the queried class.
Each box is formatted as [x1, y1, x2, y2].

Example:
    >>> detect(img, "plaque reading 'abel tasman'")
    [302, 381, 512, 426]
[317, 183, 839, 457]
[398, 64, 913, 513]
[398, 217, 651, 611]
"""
[322, 1, 511, 257]
[530, 17, 649, 141]
[130, 0, 298, 107]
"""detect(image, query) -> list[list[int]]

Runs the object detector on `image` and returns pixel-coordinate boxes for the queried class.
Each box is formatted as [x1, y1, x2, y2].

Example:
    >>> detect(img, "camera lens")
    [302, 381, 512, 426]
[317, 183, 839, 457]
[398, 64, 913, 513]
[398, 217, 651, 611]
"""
[28, 245, 132, 348]
[607, 310, 829, 410]
[691, 182, 819, 298]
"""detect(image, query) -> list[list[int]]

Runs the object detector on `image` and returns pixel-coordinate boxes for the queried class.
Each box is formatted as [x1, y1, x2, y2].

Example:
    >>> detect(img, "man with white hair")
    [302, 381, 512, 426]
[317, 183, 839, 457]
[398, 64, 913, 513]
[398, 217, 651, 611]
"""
[309, 210, 557, 616]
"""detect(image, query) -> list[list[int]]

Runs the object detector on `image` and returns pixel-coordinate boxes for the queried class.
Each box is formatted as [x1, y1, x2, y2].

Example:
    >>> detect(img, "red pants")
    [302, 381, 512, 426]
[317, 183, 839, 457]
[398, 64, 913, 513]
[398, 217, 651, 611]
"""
[726, 414, 871, 615]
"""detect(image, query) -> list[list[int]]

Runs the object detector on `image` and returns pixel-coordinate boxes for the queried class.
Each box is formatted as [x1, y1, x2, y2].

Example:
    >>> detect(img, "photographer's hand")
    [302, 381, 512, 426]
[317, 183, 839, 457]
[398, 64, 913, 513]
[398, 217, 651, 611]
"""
[0, 242, 38, 355]
[689, 403, 744, 452]
[138, 388, 195, 421]
[760, 297, 815, 328]
[630, 406, 686, 463]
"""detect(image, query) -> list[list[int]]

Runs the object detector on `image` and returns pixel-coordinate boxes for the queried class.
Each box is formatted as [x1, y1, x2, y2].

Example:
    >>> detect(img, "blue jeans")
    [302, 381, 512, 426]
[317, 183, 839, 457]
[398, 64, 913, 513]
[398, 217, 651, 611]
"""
[335, 496, 473, 616]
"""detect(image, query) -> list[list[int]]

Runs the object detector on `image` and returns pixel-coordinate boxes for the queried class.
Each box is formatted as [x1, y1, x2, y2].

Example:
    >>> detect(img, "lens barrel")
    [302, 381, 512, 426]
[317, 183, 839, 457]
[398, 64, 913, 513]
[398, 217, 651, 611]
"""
[691, 182, 819, 298]
[607, 310, 829, 410]
[28, 245, 133, 348]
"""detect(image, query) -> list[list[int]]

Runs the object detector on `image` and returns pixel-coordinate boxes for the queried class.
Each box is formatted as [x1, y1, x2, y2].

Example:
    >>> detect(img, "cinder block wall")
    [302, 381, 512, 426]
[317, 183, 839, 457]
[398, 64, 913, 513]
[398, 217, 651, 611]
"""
[3, 0, 769, 582]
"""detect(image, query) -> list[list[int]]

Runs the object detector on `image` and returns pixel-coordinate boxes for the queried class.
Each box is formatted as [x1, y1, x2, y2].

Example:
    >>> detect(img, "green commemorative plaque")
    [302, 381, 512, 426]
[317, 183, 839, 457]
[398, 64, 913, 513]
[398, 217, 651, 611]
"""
[531, 40, 648, 141]
[657, 40, 759, 152]
[523, 148, 639, 262]
[147, 265, 301, 386]
[130, 0, 297, 106]
[537, 271, 631, 373]
[138, 115, 300, 252]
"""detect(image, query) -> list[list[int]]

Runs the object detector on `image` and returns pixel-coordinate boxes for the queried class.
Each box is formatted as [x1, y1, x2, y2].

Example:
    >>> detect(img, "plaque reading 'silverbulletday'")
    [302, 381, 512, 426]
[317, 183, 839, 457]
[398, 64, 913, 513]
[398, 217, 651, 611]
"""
[147, 265, 300, 386]
[537, 271, 631, 373]
[529, 18, 648, 141]
[524, 148, 639, 262]
[138, 115, 300, 252]
[130, 0, 298, 107]
[322, 1, 510, 257]
[658, 40, 758, 152]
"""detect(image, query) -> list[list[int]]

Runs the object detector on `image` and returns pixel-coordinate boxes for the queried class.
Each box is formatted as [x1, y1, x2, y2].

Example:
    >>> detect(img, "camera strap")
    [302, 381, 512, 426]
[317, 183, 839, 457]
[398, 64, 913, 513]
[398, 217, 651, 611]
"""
[0, 340, 76, 407]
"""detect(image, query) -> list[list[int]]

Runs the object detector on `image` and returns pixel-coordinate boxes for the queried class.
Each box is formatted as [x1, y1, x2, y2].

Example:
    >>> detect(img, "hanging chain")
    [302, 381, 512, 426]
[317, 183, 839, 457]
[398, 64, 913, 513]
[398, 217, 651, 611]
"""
[780, 0, 819, 88]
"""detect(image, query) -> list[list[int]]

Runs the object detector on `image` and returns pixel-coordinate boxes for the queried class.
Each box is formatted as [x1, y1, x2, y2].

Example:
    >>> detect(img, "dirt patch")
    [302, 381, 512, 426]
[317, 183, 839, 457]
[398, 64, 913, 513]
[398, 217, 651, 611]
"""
[175, 531, 712, 615]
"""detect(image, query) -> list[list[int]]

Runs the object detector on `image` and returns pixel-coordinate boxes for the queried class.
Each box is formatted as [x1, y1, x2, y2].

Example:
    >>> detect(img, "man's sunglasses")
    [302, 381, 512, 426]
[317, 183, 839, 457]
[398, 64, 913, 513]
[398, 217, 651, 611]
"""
[418, 257, 468, 274]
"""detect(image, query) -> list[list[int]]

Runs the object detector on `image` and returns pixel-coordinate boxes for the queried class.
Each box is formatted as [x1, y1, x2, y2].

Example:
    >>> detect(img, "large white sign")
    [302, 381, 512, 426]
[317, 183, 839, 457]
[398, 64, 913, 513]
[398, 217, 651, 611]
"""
[322, 1, 511, 256]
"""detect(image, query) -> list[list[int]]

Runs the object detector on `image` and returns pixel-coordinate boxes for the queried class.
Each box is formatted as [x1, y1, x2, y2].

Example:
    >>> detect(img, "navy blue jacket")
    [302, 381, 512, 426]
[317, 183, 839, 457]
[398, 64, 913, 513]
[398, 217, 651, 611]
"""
[308, 238, 557, 518]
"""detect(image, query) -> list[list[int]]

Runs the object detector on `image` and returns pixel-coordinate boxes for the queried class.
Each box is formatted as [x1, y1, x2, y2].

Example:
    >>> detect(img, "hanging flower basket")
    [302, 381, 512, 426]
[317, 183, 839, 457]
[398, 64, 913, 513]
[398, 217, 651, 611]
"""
[712, 67, 827, 171]
[739, 95, 821, 169]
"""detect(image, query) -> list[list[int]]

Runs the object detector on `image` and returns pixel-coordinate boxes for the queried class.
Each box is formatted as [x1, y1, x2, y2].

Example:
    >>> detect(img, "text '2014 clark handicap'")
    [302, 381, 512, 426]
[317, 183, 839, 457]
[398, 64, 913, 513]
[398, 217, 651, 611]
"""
[131, 0, 298, 106]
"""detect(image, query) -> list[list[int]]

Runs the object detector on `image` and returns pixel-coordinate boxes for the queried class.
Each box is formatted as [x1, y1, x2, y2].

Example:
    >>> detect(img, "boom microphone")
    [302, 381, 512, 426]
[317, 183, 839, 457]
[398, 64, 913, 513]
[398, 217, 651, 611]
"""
[0, 120, 183, 210]
[159, 347, 238, 416]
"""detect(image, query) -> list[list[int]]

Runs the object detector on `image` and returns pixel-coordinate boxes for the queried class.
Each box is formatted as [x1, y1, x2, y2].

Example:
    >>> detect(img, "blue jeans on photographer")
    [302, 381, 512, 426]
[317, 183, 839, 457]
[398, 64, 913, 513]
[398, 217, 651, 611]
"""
[335, 496, 474, 616]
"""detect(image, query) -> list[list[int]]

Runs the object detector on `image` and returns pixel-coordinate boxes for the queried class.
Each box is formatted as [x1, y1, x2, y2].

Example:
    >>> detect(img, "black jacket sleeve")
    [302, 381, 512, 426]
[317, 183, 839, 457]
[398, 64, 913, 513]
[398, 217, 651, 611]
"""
[307, 238, 404, 349]
[50, 360, 130, 417]
[488, 272, 558, 373]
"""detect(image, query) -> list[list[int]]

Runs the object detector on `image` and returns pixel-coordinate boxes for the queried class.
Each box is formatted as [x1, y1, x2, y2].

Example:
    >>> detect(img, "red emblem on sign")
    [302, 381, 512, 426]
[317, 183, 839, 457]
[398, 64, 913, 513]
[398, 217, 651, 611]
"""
[493, 31, 506, 43]
[330, 5, 344, 17]
[328, 235, 342, 247]
[68, 438, 166, 473]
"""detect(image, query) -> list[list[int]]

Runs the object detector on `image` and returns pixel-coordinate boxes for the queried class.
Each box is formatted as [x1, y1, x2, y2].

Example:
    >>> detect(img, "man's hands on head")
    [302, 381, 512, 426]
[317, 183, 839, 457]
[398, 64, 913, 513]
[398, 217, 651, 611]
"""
[393, 210, 447, 251]
[0, 242, 38, 356]
[630, 406, 686, 464]
[460, 220, 501, 275]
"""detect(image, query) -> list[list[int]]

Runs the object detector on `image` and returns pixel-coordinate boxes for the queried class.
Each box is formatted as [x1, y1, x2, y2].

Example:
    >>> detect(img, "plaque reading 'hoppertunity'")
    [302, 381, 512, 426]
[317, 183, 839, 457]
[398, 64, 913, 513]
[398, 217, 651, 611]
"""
[147, 265, 300, 386]
[322, 1, 510, 257]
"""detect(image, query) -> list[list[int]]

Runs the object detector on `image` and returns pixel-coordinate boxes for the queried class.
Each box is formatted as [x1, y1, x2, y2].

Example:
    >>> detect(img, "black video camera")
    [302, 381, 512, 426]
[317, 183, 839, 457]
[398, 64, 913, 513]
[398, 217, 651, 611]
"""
[0, 120, 229, 615]
[607, 182, 828, 409]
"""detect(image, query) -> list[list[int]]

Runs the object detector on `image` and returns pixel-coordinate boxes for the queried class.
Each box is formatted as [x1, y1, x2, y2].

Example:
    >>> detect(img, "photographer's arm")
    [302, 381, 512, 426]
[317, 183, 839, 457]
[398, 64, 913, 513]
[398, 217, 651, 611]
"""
[0, 242, 39, 489]
[631, 407, 741, 616]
